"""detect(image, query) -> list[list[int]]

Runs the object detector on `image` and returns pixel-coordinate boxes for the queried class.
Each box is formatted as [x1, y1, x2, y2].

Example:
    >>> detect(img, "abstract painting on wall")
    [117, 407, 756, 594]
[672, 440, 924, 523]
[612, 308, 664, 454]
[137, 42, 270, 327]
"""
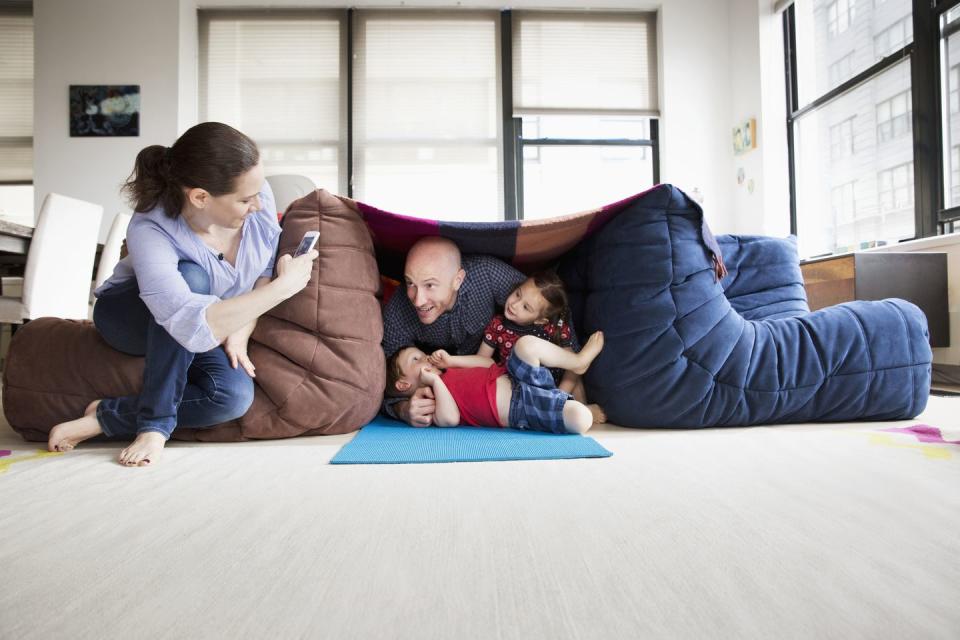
[69, 85, 140, 137]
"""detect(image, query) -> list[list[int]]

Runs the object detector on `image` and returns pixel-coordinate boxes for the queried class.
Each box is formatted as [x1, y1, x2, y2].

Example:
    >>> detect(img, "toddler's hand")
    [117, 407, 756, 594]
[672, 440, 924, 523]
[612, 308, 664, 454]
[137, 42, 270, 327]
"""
[428, 349, 451, 368]
[419, 365, 440, 385]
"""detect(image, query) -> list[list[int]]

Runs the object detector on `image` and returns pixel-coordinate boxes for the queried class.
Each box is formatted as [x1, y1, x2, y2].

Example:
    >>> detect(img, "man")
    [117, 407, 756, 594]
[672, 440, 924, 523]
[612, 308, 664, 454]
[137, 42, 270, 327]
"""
[382, 237, 525, 426]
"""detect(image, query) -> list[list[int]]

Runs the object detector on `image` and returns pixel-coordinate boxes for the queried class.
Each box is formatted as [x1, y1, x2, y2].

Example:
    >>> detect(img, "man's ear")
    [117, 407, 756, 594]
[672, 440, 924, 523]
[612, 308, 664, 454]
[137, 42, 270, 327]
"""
[185, 187, 209, 210]
[395, 379, 412, 393]
[452, 268, 466, 291]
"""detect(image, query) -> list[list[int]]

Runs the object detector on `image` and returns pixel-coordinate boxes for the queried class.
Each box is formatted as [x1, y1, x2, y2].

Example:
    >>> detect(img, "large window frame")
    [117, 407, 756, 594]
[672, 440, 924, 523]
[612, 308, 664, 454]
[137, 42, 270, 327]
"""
[199, 9, 659, 221]
[784, 0, 952, 249]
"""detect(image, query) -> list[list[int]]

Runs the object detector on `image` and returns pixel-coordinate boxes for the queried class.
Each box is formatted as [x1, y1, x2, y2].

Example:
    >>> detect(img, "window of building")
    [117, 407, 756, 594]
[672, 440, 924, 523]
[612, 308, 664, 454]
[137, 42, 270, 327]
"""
[0, 8, 34, 224]
[829, 117, 856, 159]
[831, 181, 857, 222]
[874, 16, 912, 59]
[877, 162, 914, 212]
[876, 89, 912, 143]
[827, 0, 856, 37]
[828, 52, 854, 88]
[951, 146, 960, 206]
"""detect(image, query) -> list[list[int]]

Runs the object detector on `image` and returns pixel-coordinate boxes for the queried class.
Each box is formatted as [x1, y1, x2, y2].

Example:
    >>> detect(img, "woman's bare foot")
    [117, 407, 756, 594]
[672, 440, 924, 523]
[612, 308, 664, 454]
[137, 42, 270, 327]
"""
[572, 331, 605, 374]
[48, 401, 102, 452]
[118, 432, 167, 467]
[587, 403, 607, 424]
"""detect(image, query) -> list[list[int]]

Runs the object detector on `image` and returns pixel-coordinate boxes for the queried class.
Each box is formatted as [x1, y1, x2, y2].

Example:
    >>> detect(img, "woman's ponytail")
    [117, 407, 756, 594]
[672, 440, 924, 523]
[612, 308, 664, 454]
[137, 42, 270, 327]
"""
[122, 144, 184, 215]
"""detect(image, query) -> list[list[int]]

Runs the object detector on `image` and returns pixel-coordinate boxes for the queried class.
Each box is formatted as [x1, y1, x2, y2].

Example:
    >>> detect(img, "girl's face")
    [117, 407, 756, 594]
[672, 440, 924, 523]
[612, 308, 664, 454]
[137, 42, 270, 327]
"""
[504, 279, 550, 326]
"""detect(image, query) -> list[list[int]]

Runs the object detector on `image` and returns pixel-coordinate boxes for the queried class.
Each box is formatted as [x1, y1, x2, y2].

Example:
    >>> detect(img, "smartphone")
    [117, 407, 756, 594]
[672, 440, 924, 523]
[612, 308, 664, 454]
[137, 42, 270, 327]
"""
[293, 230, 320, 257]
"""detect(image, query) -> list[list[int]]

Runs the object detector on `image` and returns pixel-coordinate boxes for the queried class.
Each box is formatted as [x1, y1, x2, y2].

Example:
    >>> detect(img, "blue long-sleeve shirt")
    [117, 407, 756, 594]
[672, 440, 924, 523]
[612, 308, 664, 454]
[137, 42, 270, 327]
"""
[95, 182, 281, 353]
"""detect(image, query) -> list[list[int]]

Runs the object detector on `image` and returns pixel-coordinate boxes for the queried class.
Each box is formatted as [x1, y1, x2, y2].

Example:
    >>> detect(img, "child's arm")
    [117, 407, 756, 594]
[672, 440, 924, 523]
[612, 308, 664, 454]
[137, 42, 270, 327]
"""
[429, 348, 495, 370]
[421, 369, 460, 427]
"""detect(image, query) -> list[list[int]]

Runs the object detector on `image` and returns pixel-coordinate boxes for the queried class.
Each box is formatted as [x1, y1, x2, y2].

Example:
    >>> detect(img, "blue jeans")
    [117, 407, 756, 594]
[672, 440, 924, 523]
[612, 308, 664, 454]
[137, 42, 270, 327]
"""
[93, 261, 255, 439]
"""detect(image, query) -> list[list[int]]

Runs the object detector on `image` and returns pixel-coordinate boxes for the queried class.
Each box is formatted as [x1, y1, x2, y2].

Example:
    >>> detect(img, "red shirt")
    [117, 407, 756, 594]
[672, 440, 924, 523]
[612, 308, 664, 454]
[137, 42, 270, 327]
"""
[441, 364, 506, 427]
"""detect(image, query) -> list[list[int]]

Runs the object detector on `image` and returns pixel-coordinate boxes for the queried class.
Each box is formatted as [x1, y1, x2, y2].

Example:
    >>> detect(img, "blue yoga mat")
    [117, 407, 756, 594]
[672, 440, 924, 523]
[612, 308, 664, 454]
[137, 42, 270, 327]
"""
[330, 416, 613, 465]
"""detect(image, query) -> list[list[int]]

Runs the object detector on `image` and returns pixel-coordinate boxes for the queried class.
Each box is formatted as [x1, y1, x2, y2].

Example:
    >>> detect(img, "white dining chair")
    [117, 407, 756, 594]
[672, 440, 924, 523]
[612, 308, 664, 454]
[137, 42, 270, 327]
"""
[0, 192, 103, 324]
[95, 212, 132, 289]
[265, 174, 317, 215]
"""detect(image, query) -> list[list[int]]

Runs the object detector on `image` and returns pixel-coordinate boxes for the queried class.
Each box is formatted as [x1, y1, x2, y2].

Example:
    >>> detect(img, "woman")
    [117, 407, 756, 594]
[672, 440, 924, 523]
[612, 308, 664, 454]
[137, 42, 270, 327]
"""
[48, 122, 317, 466]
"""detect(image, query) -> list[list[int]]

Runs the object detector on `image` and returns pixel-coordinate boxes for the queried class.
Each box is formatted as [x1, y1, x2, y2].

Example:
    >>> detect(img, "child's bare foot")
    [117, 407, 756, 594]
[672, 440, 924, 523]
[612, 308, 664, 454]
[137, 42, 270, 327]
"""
[588, 403, 607, 424]
[118, 432, 166, 467]
[48, 400, 102, 452]
[572, 331, 605, 374]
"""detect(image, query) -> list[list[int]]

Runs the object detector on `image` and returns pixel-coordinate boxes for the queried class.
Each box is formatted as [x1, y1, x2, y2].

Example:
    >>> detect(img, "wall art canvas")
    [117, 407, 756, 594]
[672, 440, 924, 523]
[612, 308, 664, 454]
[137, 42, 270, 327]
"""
[732, 117, 757, 155]
[69, 85, 140, 137]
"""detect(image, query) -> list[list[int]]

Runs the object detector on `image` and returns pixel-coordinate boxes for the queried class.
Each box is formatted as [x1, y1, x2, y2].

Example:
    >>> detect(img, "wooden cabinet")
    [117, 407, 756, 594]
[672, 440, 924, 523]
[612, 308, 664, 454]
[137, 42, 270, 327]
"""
[800, 252, 950, 347]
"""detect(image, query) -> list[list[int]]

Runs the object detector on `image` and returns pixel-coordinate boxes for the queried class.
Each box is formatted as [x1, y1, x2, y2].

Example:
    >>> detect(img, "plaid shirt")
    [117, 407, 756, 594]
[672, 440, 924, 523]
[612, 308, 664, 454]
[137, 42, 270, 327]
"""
[382, 254, 525, 418]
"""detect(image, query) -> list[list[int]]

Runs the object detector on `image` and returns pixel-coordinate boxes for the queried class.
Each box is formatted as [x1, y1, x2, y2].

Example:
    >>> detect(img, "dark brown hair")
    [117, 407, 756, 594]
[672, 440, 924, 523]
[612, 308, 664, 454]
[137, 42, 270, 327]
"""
[121, 122, 260, 217]
[529, 271, 569, 344]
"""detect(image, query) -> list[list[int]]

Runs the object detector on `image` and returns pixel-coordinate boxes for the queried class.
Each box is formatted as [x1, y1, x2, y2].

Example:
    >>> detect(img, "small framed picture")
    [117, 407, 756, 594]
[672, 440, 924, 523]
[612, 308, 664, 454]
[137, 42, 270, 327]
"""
[733, 118, 757, 155]
[69, 85, 140, 137]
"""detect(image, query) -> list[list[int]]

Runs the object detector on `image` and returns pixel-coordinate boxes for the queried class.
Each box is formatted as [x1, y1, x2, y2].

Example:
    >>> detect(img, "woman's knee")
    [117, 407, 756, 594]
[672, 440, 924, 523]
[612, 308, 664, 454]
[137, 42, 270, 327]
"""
[215, 374, 255, 423]
[178, 261, 210, 295]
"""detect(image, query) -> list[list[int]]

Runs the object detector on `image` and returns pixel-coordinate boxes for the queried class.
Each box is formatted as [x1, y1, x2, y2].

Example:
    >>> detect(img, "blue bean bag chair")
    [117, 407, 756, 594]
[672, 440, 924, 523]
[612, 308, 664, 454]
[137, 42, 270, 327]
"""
[559, 184, 932, 427]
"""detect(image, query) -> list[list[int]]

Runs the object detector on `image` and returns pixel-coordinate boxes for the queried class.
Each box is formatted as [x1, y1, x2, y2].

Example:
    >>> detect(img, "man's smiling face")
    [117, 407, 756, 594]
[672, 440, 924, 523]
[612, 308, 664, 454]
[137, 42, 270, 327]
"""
[404, 238, 465, 325]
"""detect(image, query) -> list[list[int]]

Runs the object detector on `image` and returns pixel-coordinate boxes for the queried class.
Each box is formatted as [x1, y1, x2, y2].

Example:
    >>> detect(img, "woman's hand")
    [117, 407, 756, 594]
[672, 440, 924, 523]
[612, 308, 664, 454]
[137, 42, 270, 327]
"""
[224, 322, 257, 377]
[274, 250, 319, 298]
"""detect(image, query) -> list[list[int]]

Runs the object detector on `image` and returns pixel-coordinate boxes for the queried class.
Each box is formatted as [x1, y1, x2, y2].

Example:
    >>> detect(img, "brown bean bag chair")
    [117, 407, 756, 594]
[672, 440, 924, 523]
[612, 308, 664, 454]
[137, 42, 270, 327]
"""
[3, 189, 385, 442]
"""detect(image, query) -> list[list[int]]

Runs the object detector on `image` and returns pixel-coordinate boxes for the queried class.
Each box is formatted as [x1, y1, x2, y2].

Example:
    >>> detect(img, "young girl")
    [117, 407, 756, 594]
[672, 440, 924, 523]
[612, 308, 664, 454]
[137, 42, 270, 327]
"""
[428, 271, 606, 423]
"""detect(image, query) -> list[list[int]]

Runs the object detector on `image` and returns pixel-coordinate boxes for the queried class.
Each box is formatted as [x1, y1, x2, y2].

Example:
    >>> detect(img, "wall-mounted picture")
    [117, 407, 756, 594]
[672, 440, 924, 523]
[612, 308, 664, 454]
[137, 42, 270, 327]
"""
[69, 85, 140, 137]
[732, 117, 757, 155]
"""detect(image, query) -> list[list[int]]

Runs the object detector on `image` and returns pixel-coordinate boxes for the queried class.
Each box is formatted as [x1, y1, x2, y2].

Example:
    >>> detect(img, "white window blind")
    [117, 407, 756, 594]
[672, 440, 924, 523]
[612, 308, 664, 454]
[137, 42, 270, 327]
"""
[513, 12, 658, 116]
[353, 11, 502, 220]
[199, 11, 345, 194]
[0, 11, 33, 183]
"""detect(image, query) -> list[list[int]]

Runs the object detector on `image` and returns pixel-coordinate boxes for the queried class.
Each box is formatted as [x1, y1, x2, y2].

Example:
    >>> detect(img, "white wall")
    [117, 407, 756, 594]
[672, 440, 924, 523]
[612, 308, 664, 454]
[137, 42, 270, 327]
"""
[33, 0, 197, 241]
[33, 0, 746, 238]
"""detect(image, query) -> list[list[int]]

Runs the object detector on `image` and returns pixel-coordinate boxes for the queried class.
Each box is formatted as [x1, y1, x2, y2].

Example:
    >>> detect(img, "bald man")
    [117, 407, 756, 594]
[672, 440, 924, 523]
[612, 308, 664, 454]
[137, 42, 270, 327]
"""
[382, 237, 525, 426]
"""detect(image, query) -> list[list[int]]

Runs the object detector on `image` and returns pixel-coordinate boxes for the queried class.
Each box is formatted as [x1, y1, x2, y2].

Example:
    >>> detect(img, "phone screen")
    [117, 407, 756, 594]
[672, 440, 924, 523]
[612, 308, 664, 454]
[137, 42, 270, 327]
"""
[294, 234, 317, 257]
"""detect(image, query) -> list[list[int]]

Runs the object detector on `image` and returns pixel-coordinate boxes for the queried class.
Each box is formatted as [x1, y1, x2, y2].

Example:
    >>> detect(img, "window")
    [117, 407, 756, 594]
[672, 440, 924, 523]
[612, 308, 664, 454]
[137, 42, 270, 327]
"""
[951, 146, 960, 206]
[828, 52, 854, 88]
[943, 17, 960, 220]
[200, 12, 345, 195]
[831, 181, 857, 223]
[511, 12, 658, 218]
[876, 89, 912, 142]
[0, 9, 34, 224]
[353, 12, 500, 220]
[877, 162, 913, 212]
[200, 10, 659, 221]
[827, 0, 856, 37]
[830, 117, 855, 158]
[874, 16, 912, 59]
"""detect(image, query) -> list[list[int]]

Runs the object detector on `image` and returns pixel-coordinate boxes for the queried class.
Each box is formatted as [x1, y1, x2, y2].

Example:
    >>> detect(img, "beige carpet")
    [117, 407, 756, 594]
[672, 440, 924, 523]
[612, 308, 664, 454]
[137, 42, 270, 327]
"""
[1, 397, 958, 639]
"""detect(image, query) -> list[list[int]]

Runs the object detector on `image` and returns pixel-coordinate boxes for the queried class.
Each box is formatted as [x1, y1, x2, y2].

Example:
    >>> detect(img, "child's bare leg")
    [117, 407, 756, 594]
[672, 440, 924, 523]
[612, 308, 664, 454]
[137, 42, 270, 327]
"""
[570, 378, 607, 424]
[513, 332, 604, 375]
[562, 400, 594, 434]
[48, 400, 102, 452]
